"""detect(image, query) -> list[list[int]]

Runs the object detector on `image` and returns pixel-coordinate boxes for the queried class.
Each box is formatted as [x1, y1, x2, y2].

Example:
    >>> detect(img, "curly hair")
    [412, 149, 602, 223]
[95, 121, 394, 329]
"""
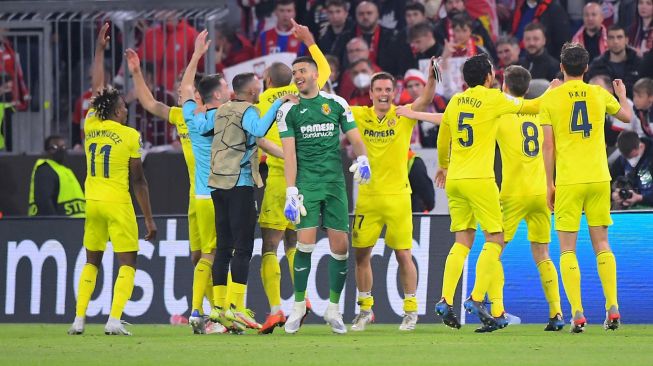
[91, 87, 122, 121]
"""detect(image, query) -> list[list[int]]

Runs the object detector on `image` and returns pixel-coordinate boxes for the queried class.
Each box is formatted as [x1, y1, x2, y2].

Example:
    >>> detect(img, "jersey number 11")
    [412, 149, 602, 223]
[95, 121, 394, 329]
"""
[88, 143, 112, 178]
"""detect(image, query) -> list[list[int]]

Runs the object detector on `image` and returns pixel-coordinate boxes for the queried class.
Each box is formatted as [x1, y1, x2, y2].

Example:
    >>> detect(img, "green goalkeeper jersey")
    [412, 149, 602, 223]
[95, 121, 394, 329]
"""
[278, 91, 357, 184]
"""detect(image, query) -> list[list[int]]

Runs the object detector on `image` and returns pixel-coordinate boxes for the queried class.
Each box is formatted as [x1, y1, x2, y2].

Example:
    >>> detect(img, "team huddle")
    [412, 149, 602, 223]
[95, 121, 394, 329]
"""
[68, 19, 629, 336]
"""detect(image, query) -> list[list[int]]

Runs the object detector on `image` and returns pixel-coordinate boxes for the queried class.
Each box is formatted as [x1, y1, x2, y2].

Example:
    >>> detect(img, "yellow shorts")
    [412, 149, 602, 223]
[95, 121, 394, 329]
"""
[195, 197, 217, 254]
[446, 178, 502, 233]
[352, 194, 413, 250]
[502, 194, 551, 243]
[84, 200, 138, 253]
[259, 174, 295, 231]
[188, 197, 202, 252]
[555, 182, 612, 232]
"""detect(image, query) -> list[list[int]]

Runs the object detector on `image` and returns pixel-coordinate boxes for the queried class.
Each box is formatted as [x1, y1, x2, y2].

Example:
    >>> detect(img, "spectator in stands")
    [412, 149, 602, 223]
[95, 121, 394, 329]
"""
[495, 35, 521, 84]
[434, 0, 496, 61]
[354, 1, 409, 76]
[587, 25, 642, 98]
[0, 33, 30, 151]
[256, 0, 307, 56]
[408, 149, 435, 212]
[602, 0, 638, 29]
[589, 74, 638, 146]
[400, 69, 447, 148]
[641, 49, 653, 77]
[519, 22, 562, 81]
[137, 15, 198, 91]
[28, 135, 85, 217]
[318, 0, 355, 64]
[347, 58, 375, 106]
[301, 0, 331, 36]
[632, 77, 653, 138]
[610, 130, 653, 209]
[338, 37, 381, 102]
[215, 23, 256, 73]
[409, 22, 443, 67]
[629, 0, 653, 56]
[405, 1, 430, 30]
[511, 0, 571, 58]
[572, 3, 608, 62]
[325, 54, 341, 93]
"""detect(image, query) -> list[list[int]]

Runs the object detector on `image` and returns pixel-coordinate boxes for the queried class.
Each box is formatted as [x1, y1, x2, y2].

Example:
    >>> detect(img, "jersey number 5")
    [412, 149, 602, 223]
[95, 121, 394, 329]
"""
[570, 101, 591, 138]
[521, 121, 540, 157]
[88, 143, 112, 178]
[457, 112, 474, 147]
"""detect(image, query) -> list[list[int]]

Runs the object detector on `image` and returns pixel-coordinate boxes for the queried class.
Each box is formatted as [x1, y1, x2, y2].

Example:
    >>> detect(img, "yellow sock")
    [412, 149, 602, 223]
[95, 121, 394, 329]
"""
[231, 282, 247, 312]
[441, 242, 470, 303]
[76, 263, 98, 317]
[261, 252, 281, 310]
[224, 272, 246, 310]
[357, 294, 374, 311]
[286, 247, 297, 284]
[403, 294, 418, 313]
[192, 259, 212, 314]
[560, 251, 583, 316]
[470, 242, 502, 301]
[109, 266, 135, 319]
[213, 285, 227, 309]
[205, 273, 214, 308]
[536, 259, 562, 318]
[487, 261, 505, 317]
[596, 251, 618, 311]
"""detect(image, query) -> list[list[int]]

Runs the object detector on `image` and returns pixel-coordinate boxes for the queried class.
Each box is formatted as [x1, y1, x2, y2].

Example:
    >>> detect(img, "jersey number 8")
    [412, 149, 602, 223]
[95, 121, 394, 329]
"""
[521, 121, 540, 157]
[88, 143, 112, 178]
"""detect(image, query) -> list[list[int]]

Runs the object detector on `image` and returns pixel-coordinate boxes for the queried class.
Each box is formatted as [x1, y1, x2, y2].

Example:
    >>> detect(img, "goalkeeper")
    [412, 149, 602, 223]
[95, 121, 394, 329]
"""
[277, 56, 370, 334]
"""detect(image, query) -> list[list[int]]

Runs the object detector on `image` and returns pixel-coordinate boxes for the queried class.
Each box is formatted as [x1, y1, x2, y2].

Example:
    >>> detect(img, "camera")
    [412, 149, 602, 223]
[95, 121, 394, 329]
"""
[614, 176, 635, 200]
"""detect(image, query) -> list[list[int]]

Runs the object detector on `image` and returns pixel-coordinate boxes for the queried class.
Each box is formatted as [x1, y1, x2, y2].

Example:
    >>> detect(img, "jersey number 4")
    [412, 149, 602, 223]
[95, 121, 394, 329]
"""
[570, 101, 591, 138]
[457, 112, 474, 147]
[521, 121, 540, 157]
[88, 143, 112, 178]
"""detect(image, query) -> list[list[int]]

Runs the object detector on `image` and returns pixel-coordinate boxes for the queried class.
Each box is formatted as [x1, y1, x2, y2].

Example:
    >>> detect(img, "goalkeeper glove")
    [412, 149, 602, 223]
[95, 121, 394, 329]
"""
[284, 187, 307, 224]
[349, 155, 372, 184]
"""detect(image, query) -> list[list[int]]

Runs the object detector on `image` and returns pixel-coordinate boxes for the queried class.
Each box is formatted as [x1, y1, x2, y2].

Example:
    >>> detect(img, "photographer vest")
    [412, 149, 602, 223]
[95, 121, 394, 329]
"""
[208, 101, 263, 190]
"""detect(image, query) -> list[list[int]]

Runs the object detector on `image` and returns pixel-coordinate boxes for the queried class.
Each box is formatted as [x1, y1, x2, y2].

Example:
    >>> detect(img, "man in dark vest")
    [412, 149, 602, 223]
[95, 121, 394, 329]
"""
[28, 135, 85, 217]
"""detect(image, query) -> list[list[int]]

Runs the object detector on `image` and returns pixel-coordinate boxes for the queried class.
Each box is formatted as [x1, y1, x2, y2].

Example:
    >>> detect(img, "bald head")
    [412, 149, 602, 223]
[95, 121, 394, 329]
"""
[583, 2, 604, 33]
[356, 1, 379, 32]
[266, 62, 292, 88]
[346, 37, 370, 63]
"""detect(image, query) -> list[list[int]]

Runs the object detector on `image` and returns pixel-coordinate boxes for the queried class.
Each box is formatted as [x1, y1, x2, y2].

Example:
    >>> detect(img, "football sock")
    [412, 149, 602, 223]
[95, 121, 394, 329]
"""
[403, 293, 418, 313]
[109, 265, 135, 320]
[470, 242, 502, 301]
[205, 273, 214, 308]
[230, 282, 247, 312]
[441, 242, 470, 303]
[487, 260, 505, 317]
[536, 259, 562, 318]
[560, 251, 584, 315]
[225, 272, 245, 310]
[329, 253, 348, 303]
[357, 291, 374, 312]
[293, 247, 312, 302]
[286, 247, 297, 284]
[596, 250, 618, 311]
[76, 263, 98, 317]
[192, 259, 212, 314]
[261, 252, 281, 310]
[213, 285, 227, 309]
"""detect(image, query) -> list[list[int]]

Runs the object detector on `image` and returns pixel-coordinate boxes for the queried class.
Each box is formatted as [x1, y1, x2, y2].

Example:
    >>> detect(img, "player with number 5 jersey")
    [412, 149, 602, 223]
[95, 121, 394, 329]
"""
[540, 43, 632, 333]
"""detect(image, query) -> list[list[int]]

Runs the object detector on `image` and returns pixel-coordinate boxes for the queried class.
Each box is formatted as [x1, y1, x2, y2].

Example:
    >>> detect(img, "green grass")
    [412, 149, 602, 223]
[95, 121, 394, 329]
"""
[2, 324, 652, 366]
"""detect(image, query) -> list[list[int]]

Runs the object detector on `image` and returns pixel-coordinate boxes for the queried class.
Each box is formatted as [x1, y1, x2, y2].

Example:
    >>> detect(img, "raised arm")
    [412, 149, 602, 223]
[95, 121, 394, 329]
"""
[411, 57, 438, 112]
[129, 158, 157, 241]
[181, 30, 210, 103]
[91, 23, 110, 97]
[292, 19, 331, 88]
[612, 79, 633, 123]
[125, 48, 170, 121]
[396, 105, 442, 124]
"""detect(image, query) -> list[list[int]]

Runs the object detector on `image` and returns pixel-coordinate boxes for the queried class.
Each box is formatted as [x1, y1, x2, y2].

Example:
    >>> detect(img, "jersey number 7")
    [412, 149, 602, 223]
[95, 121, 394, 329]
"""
[89, 143, 112, 178]
[457, 112, 474, 147]
[570, 101, 591, 138]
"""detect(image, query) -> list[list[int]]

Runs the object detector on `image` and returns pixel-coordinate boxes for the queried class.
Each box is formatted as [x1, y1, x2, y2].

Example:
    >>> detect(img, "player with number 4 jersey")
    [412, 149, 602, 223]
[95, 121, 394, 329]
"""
[540, 43, 632, 333]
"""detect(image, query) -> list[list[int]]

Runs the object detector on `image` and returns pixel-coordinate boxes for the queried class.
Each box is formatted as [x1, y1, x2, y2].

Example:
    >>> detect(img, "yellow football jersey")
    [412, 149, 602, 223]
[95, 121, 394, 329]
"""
[352, 104, 416, 195]
[437, 86, 524, 180]
[84, 109, 142, 203]
[539, 80, 621, 185]
[496, 111, 546, 196]
[168, 106, 196, 196]
[256, 44, 331, 175]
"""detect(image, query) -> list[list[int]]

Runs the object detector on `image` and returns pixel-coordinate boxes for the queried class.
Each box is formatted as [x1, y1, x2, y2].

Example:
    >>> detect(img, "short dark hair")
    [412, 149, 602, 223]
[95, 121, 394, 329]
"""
[633, 77, 653, 96]
[275, 0, 295, 8]
[462, 54, 493, 87]
[292, 56, 318, 69]
[607, 24, 626, 35]
[617, 130, 641, 155]
[503, 65, 532, 97]
[267, 62, 292, 88]
[560, 42, 589, 77]
[408, 22, 434, 41]
[198, 74, 225, 104]
[91, 87, 122, 120]
[370, 72, 396, 89]
[326, 0, 347, 9]
[451, 13, 473, 29]
[349, 58, 373, 70]
[405, 1, 426, 14]
[44, 135, 64, 151]
[524, 22, 546, 35]
[194, 73, 204, 89]
[496, 35, 519, 47]
[232, 72, 257, 94]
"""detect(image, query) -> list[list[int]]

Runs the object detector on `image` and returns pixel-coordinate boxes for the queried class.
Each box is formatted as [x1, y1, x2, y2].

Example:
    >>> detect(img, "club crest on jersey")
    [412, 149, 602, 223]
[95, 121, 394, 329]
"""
[387, 118, 396, 128]
[321, 103, 331, 115]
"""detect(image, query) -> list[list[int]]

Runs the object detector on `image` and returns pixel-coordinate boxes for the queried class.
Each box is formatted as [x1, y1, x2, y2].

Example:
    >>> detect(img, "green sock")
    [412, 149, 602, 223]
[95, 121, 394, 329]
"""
[293, 245, 312, 302]
[328, 253, 348, 303]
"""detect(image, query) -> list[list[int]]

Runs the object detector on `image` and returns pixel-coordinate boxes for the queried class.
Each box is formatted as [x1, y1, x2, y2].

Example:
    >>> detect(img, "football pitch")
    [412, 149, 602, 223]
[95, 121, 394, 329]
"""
[2, 324, 652, 366]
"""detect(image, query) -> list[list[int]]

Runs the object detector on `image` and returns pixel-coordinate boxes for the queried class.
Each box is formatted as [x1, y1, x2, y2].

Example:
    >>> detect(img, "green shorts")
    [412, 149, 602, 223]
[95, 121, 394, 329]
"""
[297, 182, 349, 232]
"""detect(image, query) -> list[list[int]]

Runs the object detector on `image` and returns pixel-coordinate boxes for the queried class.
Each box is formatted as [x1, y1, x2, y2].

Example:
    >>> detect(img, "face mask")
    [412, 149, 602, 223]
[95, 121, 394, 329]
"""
[353, 73, 371, 89]
[52, 149, 66, 164]
[627, 153, 642, 167]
